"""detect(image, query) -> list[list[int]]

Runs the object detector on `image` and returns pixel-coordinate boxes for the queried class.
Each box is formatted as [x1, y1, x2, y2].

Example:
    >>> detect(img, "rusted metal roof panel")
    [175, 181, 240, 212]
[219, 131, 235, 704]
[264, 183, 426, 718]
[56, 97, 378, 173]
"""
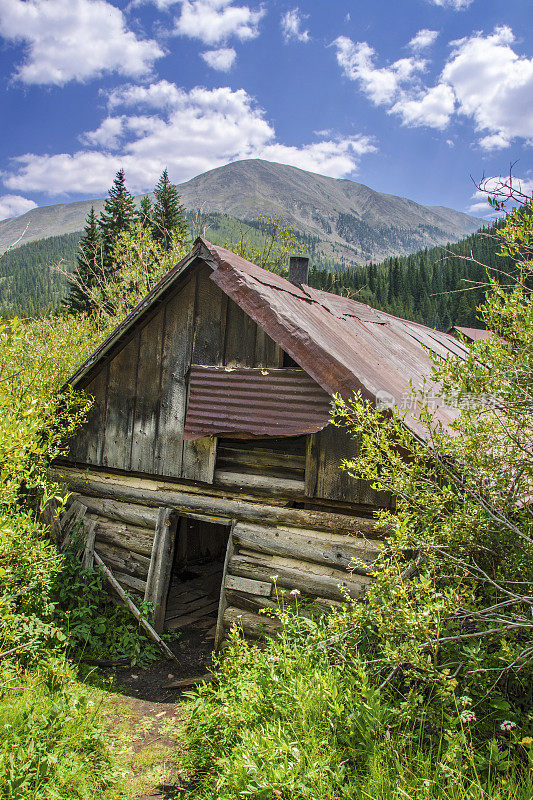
[449, 326, 494, 342]
[183, 366, 332, 440]
[204, 240, 468, 441]
[66, 237, 469, 443]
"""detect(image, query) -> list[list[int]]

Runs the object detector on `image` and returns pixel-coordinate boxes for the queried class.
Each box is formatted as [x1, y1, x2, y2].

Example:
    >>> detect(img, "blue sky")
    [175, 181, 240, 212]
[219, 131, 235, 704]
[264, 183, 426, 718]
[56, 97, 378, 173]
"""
[0, 0, 532, 222]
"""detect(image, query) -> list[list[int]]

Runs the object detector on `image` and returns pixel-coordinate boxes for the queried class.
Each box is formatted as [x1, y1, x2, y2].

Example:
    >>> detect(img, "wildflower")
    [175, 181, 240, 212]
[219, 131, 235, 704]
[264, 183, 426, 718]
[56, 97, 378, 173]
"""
[460, 709, 477, 724]
[290, 589, 301, 596]
[500, 720, 517, 732]
[520, 737, 533, 746]
[459, 696, 472, 708]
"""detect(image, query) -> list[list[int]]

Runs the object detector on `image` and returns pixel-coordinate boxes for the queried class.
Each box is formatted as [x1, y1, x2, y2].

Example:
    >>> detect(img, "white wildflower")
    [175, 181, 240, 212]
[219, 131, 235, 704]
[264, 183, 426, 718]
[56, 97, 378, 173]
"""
[500, 720, 517, 732]
[460, 709, 477, 724]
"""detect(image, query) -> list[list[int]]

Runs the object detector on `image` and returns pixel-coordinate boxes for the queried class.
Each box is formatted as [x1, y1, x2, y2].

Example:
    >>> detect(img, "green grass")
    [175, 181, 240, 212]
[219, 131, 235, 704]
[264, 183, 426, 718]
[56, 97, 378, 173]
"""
[183, 614, 533, 800]
[0, 661, 116, 800]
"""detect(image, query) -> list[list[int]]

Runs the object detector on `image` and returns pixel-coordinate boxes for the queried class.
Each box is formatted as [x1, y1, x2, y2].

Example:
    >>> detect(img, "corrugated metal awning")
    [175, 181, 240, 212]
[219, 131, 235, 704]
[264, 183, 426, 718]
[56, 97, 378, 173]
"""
[183, 365, 333, 440]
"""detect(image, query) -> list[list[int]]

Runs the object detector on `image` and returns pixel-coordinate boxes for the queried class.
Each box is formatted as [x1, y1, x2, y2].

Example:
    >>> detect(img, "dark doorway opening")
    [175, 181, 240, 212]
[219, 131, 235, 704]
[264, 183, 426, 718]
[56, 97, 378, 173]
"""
[164, 517, 229, 640]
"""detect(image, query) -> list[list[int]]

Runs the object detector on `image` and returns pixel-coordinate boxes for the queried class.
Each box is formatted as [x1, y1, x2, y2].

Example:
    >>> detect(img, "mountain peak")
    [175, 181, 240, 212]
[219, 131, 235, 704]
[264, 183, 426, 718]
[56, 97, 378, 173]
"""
[0, 159, 481, 263]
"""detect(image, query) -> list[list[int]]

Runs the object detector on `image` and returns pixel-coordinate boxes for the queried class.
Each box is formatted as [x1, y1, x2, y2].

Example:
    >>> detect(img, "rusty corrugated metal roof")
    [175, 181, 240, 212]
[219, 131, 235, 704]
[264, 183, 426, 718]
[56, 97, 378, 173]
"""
[67, 237, 469, 442]
[449, 326, 494, 342]
[183, 366, 332, 440]
[203, 240, 468, 441]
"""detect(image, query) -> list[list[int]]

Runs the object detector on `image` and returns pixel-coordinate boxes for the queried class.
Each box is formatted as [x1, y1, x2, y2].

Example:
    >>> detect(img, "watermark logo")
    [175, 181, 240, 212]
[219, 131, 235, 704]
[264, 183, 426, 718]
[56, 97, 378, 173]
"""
[375, 390, 500, 412]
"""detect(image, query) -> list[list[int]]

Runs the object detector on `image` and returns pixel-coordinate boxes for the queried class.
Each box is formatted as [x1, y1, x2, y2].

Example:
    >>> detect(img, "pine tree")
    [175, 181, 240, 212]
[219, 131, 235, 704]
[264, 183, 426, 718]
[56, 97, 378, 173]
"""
[99, 169, 138, 272]
[152, 169, 189, 250]
[64, 206, 101, 313]
[139, 196, 153, 231]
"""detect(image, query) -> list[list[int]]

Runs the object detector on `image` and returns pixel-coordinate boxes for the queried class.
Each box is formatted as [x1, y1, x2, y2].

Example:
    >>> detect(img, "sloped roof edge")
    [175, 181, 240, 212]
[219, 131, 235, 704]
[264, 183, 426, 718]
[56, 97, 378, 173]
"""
[66, 237, 466, 442]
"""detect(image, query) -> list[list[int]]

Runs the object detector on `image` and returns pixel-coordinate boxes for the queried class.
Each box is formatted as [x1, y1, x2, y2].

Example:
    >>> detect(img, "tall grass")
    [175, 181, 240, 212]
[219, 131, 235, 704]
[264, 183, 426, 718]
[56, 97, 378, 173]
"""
[185, 611, 533, 800]
[0, 663, 116, 800]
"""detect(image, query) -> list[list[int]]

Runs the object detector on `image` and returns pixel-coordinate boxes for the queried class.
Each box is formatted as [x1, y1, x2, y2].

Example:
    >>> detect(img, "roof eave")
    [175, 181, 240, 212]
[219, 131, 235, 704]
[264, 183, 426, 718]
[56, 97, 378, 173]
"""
[65, 239, 214, 388]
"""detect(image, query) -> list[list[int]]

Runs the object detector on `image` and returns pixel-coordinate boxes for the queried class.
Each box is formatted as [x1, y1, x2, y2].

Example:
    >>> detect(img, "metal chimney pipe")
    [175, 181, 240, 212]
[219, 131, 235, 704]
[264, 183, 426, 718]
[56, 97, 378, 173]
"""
[289, 256, 309, 286]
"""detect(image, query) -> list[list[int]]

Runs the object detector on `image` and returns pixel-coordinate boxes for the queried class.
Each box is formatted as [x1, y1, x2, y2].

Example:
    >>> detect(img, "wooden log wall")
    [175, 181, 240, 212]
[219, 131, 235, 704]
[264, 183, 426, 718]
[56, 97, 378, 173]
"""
[58, 468, 389, 642]
[70, 493, 158, 601]
[57, 467, 389, 538]
[217, 520, 382, 642]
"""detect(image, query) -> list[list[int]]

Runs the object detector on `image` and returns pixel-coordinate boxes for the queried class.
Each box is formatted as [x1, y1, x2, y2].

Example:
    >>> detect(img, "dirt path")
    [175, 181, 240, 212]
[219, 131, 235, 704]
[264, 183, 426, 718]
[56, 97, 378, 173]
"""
[94, 630, 216, 798]
[102, 692, 187, 799]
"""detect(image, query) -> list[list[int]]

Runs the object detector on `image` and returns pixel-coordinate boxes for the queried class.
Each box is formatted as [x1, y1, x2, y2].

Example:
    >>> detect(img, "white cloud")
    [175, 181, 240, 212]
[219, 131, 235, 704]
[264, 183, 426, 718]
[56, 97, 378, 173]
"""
[3, 84, 374, 197]
[442, 26, 533, 149]
[201, 47, 236, 70]
[261, 137, 376, 178]
[175, 0, 264, 45]
[281, 8, 310, 43]
[335, 25, 533, 146]
[429, 0, 474, 8]
[0, 0, 163, 85]
[469, 174, 533, 215]
[139, 0, 178, 7]
[81, 117, 125, 150]
[0, 194, 37, 221]
[107, 80, 183, 111]
[334, 36, 426, 106]
[478, 132, 511, 151]
[391, 83, 455, 129]
[408, 29, 439, 51]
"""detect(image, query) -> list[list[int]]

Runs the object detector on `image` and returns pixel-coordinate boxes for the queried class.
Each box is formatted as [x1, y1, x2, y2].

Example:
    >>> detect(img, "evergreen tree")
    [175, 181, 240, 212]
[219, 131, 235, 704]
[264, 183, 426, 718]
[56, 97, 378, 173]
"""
[64, 207, 101, 313]
[139, 196, 153, 231]
[152, 169, 189, 250]
[99, 169, 137, 272]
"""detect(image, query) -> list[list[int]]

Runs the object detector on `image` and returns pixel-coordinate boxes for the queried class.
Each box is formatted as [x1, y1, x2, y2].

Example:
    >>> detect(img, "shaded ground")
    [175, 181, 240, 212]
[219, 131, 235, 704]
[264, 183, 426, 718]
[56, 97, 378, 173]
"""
[102, 628, 216, 703]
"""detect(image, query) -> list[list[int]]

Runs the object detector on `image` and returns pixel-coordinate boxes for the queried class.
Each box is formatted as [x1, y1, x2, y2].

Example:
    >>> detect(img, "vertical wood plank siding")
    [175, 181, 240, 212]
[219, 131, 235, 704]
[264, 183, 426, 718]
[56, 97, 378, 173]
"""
[131, 307, 165, 474]
[182, 266, 226, 480]
[155, 276, 196, 477]
[102, 334, 138, 470]
[66, 266, 282, 482]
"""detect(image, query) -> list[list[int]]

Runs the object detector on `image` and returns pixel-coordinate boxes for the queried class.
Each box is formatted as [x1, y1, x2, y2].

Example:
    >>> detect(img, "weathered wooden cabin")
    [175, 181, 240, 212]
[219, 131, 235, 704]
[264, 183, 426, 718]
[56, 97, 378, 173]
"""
[56, 238, 466, 643]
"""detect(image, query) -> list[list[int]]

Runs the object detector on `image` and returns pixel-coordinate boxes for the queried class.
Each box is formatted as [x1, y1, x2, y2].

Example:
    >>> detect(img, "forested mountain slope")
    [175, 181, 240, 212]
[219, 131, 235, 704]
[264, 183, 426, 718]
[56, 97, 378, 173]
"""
[0, 218, 504, 330]
[0, 232, 80, 316]
[308, 223, 508, 331]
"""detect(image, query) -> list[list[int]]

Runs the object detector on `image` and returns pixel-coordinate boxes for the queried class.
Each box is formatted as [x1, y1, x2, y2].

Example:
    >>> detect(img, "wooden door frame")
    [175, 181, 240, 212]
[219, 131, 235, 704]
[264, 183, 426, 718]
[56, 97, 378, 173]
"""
[145, 506, 232, 633]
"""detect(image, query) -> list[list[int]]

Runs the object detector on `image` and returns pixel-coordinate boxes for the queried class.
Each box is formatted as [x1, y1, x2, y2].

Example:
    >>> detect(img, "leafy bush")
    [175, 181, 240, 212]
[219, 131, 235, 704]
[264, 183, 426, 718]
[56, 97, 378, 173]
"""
[186, 612, 533, 800]
[0, 311, 135, 798]
[328, 200, 533, 737]
[52, 540, 163, 667]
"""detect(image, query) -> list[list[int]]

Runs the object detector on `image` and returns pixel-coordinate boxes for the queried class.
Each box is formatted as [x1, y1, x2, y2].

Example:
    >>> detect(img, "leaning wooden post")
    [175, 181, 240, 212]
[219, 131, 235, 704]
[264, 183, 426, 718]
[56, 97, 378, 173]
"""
[94, 552, 177, 662]
[144, 507, 177, 633]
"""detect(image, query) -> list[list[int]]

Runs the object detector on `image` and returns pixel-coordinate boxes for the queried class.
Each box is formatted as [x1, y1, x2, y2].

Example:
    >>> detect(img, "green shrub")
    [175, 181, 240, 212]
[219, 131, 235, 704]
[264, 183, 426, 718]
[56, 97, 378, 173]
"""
[0, 664, 116, 800]
[52, 539, 164, 667]
[185, 611, 533, 800]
